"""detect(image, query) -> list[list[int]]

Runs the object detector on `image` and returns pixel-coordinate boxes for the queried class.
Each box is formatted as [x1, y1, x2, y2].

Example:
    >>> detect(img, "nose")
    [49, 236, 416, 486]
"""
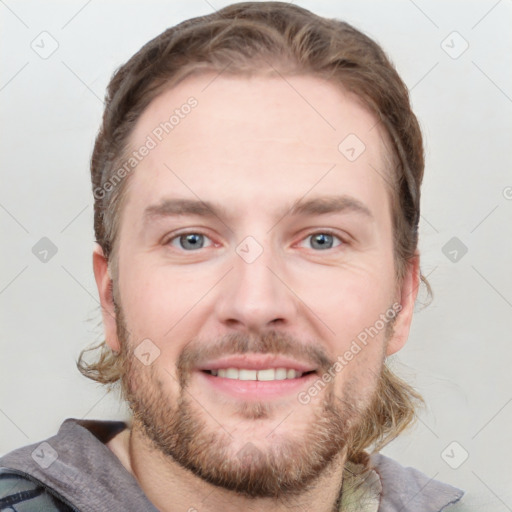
[214, 240, 298, 333]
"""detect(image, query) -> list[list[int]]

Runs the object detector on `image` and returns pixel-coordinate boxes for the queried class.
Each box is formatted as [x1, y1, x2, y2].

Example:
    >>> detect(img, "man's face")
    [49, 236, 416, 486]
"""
[107, 73, 410, 496]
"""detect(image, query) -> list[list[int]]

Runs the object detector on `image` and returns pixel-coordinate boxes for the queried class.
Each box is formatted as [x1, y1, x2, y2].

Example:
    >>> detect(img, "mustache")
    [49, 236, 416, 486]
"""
[177, 330, 334, 378]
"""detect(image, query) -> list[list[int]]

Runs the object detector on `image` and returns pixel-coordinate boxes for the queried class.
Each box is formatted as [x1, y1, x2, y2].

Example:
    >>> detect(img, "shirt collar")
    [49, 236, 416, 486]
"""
[339, 453, 465, 512]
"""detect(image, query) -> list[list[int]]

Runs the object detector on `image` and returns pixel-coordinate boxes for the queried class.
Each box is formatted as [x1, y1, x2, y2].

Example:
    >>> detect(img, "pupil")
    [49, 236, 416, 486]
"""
[313, 233, 332, 249]
[181, 233, 203, 249]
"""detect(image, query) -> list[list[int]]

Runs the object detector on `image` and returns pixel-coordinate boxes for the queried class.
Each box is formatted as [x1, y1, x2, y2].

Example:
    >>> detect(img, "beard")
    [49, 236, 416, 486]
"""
[115, 307, 388, 499]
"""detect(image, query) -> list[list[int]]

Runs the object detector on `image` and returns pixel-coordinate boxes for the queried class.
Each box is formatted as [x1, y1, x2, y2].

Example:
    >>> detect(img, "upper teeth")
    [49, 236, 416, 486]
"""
[210, 368, 303, 381]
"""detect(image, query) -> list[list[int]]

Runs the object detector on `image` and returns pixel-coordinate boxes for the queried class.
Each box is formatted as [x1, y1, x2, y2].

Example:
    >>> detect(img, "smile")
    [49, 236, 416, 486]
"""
[204, 368, 308, 380]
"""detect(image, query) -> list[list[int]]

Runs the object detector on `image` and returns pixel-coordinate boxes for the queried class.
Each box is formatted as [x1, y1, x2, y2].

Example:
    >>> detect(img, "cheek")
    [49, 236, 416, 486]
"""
[120, 258, 201, 319]
[295, 265, 394, 396]
[294, 264, 393, 339]
[117, 263, 216, 368]
[117, 268, 180, 356]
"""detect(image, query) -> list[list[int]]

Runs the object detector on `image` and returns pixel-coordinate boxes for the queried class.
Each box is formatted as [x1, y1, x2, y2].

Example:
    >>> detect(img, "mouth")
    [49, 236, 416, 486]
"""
[195, 354, 319, 400]
[202, 367, 315, 381]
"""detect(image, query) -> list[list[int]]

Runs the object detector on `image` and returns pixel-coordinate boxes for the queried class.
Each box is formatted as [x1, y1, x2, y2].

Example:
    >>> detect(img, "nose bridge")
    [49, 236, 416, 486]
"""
[215, 235, 295, 330]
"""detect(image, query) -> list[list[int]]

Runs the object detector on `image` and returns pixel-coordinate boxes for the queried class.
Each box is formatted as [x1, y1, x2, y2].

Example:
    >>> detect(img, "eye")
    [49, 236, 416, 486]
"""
[299, 231, 344, 251]
[167, 232, 214, 251]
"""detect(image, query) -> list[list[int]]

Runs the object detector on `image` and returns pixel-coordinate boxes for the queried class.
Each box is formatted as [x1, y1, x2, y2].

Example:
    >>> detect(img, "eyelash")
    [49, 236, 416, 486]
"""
[164, 230, 347, 251]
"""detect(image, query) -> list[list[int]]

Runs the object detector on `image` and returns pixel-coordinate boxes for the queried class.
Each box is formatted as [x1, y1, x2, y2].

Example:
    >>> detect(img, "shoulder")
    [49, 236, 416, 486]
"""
[0, 418, 128, 512]
[0, 468, 76, 511]
[369, 453, 465, 511]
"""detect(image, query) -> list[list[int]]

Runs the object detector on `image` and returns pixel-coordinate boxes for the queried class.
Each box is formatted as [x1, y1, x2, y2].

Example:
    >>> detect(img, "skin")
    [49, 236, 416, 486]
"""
[93, 73, 419, 512]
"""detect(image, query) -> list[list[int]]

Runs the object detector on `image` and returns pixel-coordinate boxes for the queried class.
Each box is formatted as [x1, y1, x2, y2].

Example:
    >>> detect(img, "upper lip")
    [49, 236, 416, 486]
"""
[198, 354, 317, 373]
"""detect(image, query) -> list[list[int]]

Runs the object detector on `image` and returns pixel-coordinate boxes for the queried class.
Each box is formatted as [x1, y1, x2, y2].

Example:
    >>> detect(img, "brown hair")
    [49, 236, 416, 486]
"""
[80, 1, 427, 459]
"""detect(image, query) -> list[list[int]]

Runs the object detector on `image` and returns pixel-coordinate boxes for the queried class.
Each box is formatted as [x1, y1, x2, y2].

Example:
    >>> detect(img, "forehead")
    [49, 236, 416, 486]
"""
[131, 72, 387, 156]
[123, 73, 393, 224]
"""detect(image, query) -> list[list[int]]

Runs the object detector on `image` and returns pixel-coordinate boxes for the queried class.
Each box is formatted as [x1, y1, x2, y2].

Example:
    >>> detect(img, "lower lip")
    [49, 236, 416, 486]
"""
[196, 370, 317, 400]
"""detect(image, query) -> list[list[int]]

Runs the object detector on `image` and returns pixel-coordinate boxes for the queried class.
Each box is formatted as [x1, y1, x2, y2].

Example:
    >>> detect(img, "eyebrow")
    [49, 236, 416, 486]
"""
[142, 195, 374, 226]
[288, 195, 373, 219]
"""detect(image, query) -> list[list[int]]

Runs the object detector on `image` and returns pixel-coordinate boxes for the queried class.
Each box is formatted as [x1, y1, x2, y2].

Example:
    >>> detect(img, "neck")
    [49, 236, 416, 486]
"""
[108, 423, 347, 512]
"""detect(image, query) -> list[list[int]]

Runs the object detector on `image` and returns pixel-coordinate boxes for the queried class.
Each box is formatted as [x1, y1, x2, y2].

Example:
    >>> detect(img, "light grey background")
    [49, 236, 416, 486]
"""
[1, 0, 511, 509]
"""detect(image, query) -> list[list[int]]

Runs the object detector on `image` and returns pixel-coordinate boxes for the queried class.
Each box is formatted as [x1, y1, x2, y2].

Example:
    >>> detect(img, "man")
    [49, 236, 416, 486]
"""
[0, 2, 466, 511]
